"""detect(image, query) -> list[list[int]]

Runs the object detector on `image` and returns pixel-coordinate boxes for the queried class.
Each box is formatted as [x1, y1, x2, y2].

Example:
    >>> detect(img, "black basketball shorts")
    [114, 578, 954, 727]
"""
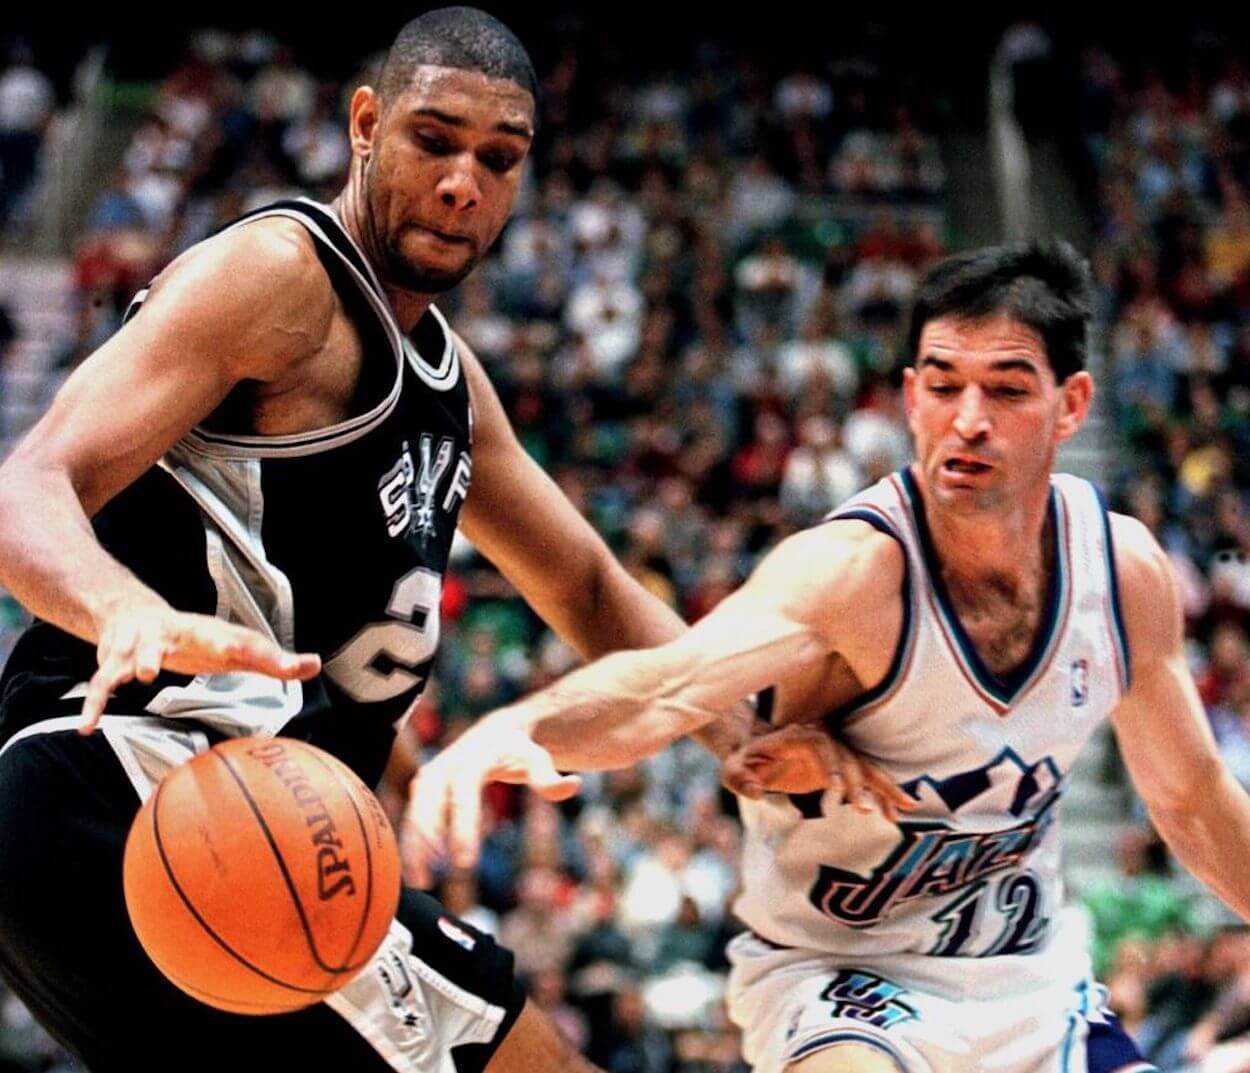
[0, 720, 525, 1073]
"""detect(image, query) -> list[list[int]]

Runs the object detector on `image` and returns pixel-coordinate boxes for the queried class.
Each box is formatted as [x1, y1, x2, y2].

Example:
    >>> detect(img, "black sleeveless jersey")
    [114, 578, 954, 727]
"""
[0, 199, 473, 786]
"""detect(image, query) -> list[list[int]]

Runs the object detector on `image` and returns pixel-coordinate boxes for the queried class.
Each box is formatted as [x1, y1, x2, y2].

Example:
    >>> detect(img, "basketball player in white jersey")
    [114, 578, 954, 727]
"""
[406, 241, 1249, 1073]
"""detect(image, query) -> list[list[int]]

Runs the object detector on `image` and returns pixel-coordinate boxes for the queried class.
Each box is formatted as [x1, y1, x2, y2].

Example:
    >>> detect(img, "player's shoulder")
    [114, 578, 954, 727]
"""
[754, 516, 906, 608]
[164, 214, 326, 290]
[1107, 511, 1171, 594]
[146, 216, 335, 377]
[1107, 511, 1180, 663]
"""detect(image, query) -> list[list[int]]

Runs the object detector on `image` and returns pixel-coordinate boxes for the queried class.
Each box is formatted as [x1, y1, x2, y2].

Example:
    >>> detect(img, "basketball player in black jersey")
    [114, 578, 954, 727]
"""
[0, 8, 905, 1073]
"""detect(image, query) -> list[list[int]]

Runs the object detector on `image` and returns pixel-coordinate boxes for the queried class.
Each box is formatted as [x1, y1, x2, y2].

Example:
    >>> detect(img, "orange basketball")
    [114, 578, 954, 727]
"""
[123, 736, 401, 1015]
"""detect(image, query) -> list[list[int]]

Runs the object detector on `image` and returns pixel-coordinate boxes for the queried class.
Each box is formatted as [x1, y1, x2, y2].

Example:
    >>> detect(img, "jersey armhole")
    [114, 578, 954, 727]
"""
[1092, 485, 1133, 692]
[818, 509, 915, 729]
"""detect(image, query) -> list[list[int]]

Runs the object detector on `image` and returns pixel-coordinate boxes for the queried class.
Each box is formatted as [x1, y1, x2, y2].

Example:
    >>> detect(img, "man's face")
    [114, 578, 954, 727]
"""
[354, 65, 533, 292]
[902, 315, 1092, 514]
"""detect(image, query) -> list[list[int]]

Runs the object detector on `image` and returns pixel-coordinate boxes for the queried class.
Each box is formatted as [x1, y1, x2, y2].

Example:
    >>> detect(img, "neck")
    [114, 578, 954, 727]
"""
[910, 464, 1053, 588]
[332, 181, 434, 333]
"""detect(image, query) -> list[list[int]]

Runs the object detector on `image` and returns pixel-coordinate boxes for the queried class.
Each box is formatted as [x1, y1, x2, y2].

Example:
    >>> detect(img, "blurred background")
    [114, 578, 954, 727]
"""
[2, 9, 1250, 1072]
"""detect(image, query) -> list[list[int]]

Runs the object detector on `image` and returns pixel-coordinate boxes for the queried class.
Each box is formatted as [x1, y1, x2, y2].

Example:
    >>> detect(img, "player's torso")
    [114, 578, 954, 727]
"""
[0, 199, 472, 786]
[737, 469, 1131, 969]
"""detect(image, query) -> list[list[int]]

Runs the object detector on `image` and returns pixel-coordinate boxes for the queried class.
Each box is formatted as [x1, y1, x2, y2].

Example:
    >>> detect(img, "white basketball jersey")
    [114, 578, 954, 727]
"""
[736, 469, 1131, 975]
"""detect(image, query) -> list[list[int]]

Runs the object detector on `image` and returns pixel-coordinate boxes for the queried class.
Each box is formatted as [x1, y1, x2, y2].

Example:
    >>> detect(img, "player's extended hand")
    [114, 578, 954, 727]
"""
[401, 715, 582, 888]
[81, 602, 321, 734]
[721, 723, 917, 822]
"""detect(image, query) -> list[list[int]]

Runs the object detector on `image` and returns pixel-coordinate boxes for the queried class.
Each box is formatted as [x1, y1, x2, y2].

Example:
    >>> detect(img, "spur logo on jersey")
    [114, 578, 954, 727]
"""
[819, 970, 918, 1030]
[378, 436, 472, 545]
[375, 944, 424, 1038]
[808, 749, 1062, 935]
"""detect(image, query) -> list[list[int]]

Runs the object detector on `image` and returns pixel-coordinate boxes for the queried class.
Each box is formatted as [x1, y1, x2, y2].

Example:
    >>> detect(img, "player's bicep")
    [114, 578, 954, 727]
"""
[456, 338, 599, 583]
[644, 525, 898, 712]
[1108, 511, 1223, 816]
[1110, 651, 1223, 817]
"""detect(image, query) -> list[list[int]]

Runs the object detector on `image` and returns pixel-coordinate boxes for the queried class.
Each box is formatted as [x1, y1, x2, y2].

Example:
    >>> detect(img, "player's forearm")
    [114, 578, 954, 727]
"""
[554, 551, 765, 759]
[0, 463, 165, 642]
[1151, 767, 1250, 922]
[511, 616, 824, 771]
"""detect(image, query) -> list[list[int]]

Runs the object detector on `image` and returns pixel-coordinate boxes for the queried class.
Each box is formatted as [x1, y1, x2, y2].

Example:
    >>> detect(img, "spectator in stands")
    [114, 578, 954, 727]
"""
[0, 42, 53, 226]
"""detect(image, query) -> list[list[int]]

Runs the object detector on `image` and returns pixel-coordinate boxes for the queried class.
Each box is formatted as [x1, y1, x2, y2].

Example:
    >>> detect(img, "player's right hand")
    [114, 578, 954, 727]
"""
[81, 603, 321, 734]
[401, 714, 582, 888]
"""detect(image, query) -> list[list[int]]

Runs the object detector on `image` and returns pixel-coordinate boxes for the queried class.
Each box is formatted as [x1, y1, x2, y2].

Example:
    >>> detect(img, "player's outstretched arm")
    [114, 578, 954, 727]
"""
[1109, 514, 1250, 921]
[0, 221, 327, 729]
[453, 334, 892, 792]
[402, 523, 904, 881]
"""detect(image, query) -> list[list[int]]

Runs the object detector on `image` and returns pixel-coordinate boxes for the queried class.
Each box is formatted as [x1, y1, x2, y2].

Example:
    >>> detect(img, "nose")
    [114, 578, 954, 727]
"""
[952, 384, 990, 441]
[437, 156, 481, 211]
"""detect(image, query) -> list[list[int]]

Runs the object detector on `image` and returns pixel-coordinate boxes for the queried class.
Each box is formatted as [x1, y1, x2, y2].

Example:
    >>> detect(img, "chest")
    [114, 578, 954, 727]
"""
[944, 580, 1047, 680]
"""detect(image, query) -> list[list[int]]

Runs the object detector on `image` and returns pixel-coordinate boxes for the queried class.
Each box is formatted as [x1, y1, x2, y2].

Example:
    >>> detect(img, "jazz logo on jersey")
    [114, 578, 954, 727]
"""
[808, 749, 1061, 937]
[1070, 659, 1089, 707]
[378, 436, 472, 544]
[819, 971, 918, 1030]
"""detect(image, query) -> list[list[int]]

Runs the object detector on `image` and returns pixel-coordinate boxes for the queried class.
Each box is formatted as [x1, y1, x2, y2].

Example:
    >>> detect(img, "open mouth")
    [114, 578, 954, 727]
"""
[943, 458, 992, 475]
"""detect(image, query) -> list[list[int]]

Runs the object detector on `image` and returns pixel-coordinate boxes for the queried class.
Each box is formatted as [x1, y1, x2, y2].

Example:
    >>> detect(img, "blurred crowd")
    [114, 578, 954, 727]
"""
[6, 17, 1250, 1073]
[1078, 32, 1250, 1073]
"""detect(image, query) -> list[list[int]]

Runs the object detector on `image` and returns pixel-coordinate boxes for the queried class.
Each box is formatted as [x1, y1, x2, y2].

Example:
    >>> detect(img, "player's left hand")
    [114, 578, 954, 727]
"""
[722, 723, 917, 821]
[400, 715, 582, 888]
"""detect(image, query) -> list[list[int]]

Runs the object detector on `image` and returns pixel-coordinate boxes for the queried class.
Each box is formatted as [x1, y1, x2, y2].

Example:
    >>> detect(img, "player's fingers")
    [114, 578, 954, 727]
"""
[133, 634, 167, 684]
[80, 656, 133, 735]
[838, 754, 870, 813]
[720, 753, 764, 799]
[447, 772, 485, 871]
[400, 776, 448, 888]
[516, 743, 582, 802]
[873, 771, 917, 813]
[210, 626, 321, 680]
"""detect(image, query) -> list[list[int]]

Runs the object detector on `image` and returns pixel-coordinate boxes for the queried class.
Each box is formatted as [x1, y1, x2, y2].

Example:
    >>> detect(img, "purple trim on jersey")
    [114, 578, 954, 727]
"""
[789, 1029, 910, 1072]
[1087, 1017, 1154, 1073]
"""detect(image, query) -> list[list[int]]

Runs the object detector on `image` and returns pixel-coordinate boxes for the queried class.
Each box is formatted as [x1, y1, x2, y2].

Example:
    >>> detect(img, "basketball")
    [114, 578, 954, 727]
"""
[122, 737, 401, 1015]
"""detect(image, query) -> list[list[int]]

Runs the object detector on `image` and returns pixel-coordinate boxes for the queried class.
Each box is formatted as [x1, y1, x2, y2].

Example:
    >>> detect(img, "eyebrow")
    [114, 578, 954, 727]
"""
[919, 355, 1040, 377]
[410, 107, 533, 140]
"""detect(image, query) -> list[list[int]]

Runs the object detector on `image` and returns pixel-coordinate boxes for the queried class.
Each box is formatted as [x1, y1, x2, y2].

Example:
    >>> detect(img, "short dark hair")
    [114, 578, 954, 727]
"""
[378, 7, 537, 104]
[905, 240, 1093, 382]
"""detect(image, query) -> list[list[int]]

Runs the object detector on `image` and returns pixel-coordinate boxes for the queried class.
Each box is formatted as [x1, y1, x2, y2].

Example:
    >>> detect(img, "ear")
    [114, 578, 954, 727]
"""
[349, 86, 381, 160]
[1055, 370, 1093, 444]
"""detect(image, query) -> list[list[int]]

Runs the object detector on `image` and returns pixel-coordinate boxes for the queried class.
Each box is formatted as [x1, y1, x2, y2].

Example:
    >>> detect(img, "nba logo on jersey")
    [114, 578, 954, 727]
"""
[1070, 659, 1089, 707]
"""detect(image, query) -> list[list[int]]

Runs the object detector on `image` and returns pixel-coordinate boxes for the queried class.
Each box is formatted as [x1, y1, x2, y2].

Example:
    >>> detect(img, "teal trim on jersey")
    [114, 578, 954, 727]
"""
[1093, 484, 1132, 691]
[820, 505, 916, 726]
[1061, 1010, 1080, 1073]
[898, 468, 1069, 710]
